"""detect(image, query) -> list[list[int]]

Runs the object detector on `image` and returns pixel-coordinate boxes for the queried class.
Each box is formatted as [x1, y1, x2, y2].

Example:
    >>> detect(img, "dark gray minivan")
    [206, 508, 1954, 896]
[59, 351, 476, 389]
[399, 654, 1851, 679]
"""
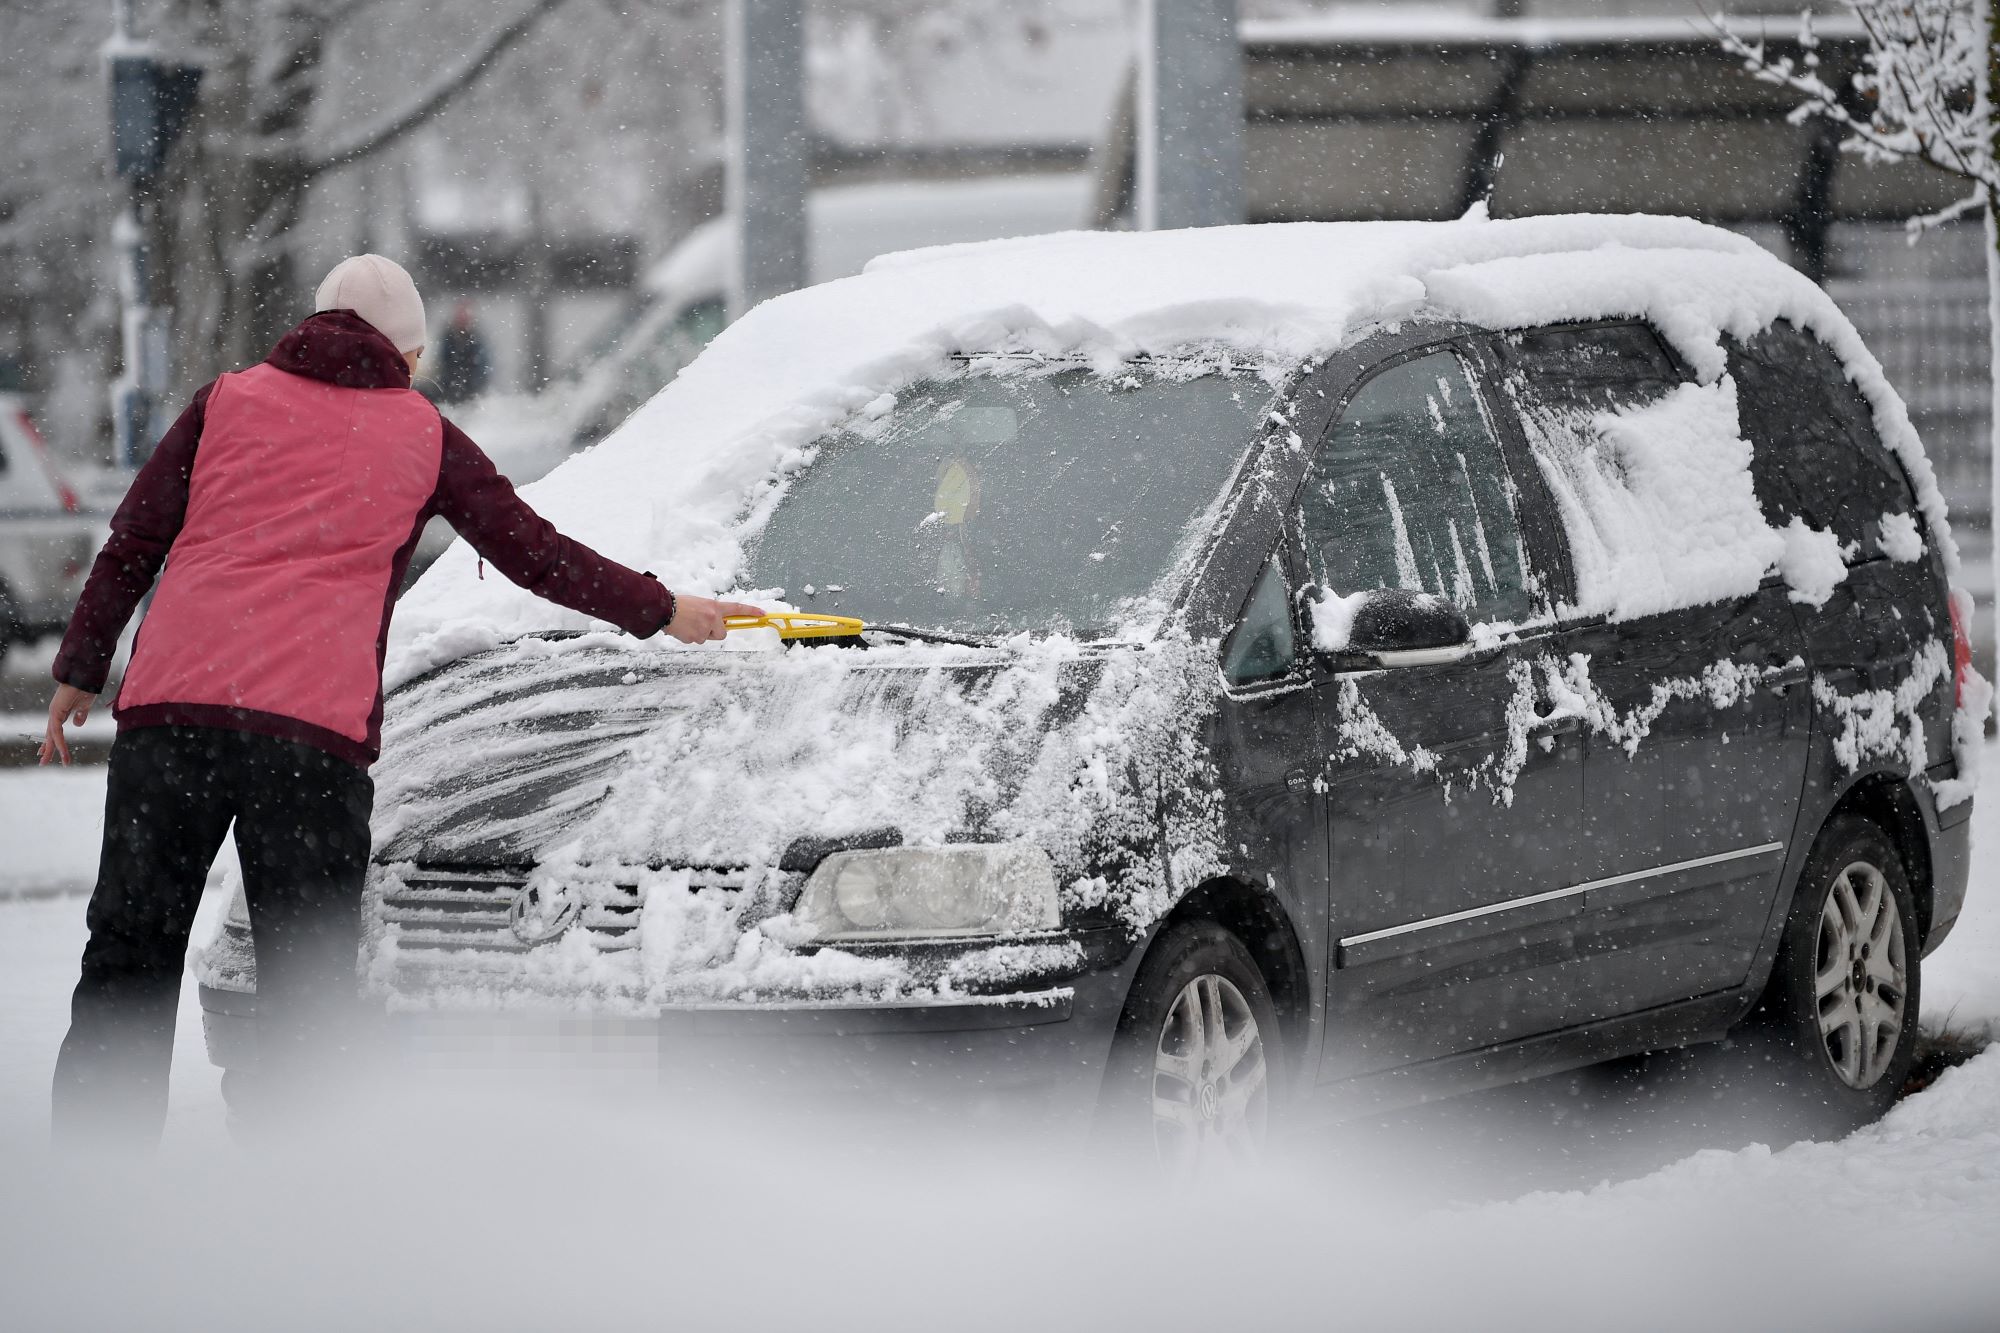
[199, 304, 1974, 1171]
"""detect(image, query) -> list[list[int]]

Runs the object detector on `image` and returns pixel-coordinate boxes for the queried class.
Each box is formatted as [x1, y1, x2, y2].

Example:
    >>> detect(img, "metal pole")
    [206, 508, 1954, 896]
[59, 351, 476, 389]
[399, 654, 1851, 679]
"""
[1136, 0, 1244, 232]
[524, 185, 550, 389]
[109, 203, 157, 469]
[727, 0, 807, 320]
[107, 0, 157, 468]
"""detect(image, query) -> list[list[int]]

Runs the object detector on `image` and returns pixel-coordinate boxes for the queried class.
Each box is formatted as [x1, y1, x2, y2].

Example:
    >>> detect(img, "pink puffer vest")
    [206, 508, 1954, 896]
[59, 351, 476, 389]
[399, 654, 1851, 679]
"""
[115, 363, 442, 748]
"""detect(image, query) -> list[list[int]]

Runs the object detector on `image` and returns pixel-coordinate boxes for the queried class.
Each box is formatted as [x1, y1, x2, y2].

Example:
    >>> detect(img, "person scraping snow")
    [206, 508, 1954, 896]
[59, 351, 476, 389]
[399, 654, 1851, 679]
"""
[40, 254, 762, 1145]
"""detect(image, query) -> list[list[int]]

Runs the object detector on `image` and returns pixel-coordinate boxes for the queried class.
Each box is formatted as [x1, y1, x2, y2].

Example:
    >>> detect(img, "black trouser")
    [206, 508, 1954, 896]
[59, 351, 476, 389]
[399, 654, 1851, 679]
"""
[52, 725, 373, 1146]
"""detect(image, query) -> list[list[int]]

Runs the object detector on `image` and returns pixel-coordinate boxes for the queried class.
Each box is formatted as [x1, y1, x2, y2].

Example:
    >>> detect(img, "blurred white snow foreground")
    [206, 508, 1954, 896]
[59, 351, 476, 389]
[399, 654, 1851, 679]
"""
[1, 744, 1996, 1332]
[0, 1048, 1992, 1333]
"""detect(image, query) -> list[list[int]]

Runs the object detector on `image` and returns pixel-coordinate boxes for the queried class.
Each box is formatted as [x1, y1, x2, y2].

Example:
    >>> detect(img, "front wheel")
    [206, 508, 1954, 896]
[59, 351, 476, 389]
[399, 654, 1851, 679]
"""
[1751, 815, 1920, 1132]
[1097, 919, 1284, 1177]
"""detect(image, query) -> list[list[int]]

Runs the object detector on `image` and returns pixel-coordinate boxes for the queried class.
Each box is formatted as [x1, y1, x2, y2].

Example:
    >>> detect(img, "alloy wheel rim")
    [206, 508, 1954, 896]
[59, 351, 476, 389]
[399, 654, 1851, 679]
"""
[1151, 973, 1269, 1174]
[1813, 859, 1908, 1090]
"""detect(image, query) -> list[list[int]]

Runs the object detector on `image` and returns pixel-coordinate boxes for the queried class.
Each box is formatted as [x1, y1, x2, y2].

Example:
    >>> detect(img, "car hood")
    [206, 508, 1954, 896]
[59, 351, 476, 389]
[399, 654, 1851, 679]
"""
[371, 635, 1198, 875]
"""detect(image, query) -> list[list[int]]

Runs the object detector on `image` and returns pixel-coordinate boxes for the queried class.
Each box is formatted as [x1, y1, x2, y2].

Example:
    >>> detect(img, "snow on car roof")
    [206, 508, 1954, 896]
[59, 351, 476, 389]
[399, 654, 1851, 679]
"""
[391, 213, 1954, 685]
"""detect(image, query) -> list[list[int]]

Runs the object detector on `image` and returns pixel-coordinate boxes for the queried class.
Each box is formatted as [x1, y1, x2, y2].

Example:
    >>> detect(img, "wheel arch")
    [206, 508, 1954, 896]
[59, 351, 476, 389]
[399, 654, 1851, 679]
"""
[1147, 876, 1312, 1068]
[1819, 771, 1935, 944]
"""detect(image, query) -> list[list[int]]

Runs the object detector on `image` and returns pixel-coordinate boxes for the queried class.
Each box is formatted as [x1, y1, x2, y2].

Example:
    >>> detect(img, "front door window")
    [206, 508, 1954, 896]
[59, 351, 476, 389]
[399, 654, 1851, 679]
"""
[1299, 350, 1538, 627]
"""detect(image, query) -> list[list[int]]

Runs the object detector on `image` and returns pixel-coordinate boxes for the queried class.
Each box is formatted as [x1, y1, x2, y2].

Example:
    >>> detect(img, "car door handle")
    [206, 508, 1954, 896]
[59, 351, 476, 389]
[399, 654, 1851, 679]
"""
[1819, 662, 1900, 690]
[1527, 713, 1582, 737]
[1763, 662, 1810, 690]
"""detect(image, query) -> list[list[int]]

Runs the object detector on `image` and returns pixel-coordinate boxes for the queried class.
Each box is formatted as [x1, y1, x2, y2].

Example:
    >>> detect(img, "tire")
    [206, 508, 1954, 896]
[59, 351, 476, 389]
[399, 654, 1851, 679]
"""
[1095, 919, 1286, 1177]
[1748, 815, 1921, 1134]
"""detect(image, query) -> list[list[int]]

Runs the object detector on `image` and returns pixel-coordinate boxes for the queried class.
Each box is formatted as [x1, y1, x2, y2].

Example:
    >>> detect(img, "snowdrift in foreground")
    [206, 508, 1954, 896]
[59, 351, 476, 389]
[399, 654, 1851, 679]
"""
[391, 214, 1962, 684]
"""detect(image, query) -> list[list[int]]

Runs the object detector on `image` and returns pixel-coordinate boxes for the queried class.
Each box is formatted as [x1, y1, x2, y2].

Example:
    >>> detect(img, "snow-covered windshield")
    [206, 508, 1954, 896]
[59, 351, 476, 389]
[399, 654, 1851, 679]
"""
[744, 361, 1273, 637]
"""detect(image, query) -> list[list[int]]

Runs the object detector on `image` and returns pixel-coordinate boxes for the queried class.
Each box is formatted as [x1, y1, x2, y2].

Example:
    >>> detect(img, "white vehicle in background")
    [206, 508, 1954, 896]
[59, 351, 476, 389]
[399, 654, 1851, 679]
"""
[0, 394, 100, 664]
[456, 173, 1094, 479]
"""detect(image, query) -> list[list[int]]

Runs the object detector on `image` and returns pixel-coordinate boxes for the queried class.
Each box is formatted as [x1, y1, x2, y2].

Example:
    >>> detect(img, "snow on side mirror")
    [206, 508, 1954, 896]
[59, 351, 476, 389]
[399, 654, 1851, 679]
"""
[1309, 588, 1473, 668]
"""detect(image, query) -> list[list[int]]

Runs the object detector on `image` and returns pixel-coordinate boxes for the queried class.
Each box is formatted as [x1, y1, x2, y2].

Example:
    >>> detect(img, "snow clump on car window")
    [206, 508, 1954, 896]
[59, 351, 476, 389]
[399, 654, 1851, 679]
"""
[1776, 518, 1849, 609]
[1527, 377, 1784, 622]
[1878, 510, 1926, 563]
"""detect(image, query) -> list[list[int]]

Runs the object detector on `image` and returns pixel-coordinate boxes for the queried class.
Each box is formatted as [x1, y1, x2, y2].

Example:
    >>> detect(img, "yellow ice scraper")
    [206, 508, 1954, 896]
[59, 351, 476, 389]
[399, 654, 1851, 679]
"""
[724, 612, 867, 639]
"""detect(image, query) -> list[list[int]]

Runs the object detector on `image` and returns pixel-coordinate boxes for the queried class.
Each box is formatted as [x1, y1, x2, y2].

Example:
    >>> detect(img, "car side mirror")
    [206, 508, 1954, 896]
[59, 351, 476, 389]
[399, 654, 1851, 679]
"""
[1310, 588, 1474, 667]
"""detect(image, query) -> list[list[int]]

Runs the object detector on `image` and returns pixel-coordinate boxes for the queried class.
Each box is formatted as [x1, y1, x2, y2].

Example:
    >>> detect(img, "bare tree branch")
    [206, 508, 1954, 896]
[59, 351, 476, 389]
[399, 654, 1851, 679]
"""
[293, 0, 569, 177]
[1907, 183, 1989, 234]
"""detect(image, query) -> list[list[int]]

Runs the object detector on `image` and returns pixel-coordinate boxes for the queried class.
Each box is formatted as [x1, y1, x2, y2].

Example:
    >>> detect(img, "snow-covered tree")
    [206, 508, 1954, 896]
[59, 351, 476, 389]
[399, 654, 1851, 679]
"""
[6, 0, 1102, 438]
[1717, 2, 1996, 233]
[143, 0, 574, 378]
[0, 3, 130, 444]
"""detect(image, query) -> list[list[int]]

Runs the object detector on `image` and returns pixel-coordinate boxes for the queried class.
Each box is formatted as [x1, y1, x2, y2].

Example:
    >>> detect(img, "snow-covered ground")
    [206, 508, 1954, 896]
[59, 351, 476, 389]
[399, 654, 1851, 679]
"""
[0, 749, 1995, 1329]
[0, 768, 116, 899]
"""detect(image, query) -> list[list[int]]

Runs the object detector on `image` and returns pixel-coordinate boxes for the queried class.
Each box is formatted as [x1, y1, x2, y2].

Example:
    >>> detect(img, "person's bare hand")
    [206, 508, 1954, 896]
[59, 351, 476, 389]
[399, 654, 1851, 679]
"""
[665, 595, 766, 645]
[40, 684, 96, 767]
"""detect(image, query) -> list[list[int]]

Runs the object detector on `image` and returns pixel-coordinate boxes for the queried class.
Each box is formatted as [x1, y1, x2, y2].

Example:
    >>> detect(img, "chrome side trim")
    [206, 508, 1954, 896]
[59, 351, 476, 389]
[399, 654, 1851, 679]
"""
[1338, 842, 1787, 949]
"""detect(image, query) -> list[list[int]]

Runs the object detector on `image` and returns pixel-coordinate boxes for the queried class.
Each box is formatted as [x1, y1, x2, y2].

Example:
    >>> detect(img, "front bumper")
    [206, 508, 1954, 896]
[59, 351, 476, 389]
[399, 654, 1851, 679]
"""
[200, 966, 1131, 1125]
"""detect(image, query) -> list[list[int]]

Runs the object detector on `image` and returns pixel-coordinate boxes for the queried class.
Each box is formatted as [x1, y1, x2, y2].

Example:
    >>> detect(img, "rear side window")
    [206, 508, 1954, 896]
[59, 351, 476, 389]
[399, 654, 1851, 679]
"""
[1495, 321, 1784, 621]
[1728, 323, 1918, 559]
[1299, 348, 1539, 626]
[1499, 323, 1682, 410]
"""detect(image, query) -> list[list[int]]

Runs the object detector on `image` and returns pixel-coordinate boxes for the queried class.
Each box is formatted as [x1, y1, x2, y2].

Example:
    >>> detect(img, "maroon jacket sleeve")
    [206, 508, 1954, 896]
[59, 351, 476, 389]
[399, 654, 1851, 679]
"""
[51, 383, 215, 693]
[431, 419, 676, 637]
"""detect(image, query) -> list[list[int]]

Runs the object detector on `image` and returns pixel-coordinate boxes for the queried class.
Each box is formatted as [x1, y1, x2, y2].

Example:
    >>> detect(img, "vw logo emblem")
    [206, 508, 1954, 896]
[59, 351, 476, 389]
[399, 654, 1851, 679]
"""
[509, 883, 581, 945]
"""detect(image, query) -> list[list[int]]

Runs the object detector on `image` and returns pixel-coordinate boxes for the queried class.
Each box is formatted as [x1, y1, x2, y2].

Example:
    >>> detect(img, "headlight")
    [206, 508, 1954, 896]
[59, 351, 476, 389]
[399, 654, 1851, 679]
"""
[794, 844, 1059, 941]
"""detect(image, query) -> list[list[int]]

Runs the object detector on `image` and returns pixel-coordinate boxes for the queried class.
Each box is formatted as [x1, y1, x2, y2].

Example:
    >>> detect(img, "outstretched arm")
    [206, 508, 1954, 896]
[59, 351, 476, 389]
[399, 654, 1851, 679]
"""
[431, 420, 761, 642]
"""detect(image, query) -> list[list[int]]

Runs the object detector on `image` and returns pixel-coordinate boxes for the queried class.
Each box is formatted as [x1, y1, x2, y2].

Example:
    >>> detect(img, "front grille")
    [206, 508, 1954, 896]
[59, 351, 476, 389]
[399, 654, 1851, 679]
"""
[378, 864, 752, 955]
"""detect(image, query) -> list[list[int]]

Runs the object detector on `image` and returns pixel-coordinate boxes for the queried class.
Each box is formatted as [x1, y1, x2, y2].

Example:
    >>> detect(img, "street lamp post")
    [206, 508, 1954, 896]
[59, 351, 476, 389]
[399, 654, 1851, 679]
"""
[727, 0, 808, 322]
[105, 2, 200, 468]
[1136, 0, 1244, 231]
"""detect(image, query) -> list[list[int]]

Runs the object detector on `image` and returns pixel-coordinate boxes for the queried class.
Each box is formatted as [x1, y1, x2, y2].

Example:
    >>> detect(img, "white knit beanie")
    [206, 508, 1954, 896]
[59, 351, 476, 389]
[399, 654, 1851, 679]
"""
[313, 254, 428, 354]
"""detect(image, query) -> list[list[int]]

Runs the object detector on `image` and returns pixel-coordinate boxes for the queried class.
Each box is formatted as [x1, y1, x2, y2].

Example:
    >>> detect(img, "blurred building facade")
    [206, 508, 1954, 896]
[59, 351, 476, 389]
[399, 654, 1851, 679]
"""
[0, 0, 1985, 526]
